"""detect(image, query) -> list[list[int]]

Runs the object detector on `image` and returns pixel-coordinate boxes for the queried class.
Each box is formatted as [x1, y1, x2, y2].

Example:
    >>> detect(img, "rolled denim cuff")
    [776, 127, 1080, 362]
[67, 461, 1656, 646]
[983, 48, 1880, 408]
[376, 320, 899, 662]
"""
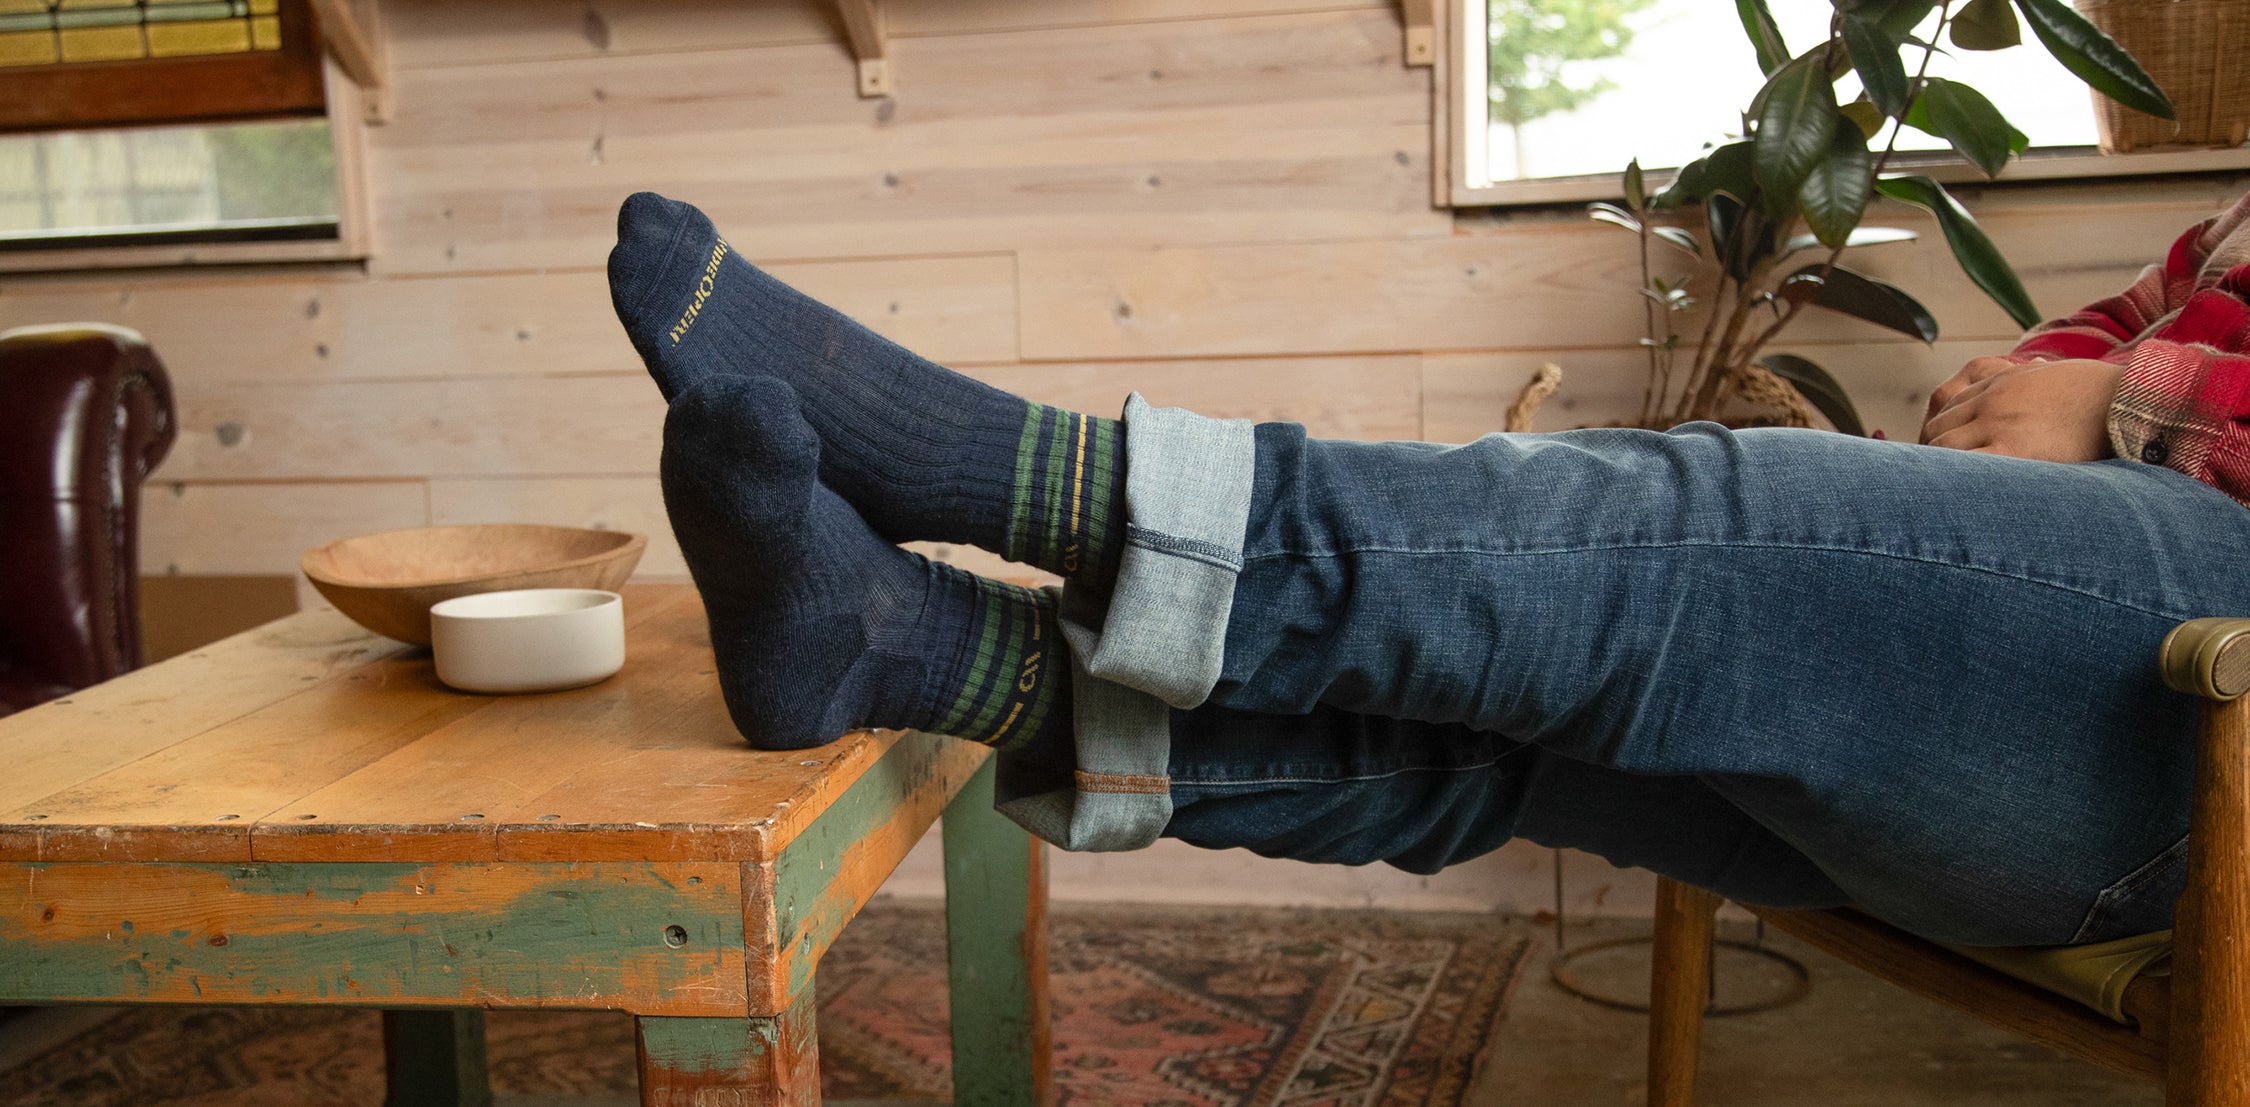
[993, 393, 1256, 852]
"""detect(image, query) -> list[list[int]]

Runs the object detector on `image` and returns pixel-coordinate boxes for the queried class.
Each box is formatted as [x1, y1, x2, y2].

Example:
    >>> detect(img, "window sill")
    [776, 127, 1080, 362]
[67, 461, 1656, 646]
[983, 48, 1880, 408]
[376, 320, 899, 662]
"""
[1445, 146, 2250, 209]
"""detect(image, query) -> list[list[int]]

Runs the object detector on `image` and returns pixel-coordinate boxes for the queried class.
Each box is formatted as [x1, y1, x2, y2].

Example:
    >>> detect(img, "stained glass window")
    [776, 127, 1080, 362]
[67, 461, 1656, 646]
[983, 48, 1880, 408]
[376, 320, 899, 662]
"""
[0, 0, 284, 69]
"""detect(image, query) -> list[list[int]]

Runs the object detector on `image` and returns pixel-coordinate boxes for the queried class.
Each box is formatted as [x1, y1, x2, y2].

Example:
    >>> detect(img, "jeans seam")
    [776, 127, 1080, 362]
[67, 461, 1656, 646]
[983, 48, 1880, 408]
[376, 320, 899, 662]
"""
[1170, 755, 1521, 789]
[1126, 523, 1243, 572]
[1239, 541, 2197, 622]
[2071, 832, 2190, 944]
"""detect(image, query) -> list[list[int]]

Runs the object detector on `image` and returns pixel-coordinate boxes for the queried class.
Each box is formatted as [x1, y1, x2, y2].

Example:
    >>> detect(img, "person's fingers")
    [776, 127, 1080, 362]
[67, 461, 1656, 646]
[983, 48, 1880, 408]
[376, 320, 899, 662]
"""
[1925, 357, 2027, 430]
[1920, 379, 1994, 444]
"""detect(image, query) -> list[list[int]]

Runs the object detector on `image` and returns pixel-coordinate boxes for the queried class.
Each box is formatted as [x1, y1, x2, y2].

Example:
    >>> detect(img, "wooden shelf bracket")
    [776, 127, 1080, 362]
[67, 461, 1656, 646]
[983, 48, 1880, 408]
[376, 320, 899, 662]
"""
[308, 0, 388, 122]
[1401, 0, 1434, 67]
[835, 0, 891, 98]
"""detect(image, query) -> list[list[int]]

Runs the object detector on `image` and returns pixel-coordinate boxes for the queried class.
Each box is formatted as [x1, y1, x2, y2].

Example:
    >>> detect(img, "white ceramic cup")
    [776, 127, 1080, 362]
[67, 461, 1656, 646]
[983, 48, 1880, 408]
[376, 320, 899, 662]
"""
[428, 588, 625, 694]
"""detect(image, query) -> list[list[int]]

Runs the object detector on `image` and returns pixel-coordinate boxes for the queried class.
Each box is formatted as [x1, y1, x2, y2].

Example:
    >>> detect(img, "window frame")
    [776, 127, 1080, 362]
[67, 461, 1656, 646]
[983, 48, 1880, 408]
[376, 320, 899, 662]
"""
[0, 0, 373, 272]
[1429, 0, 2250, 209]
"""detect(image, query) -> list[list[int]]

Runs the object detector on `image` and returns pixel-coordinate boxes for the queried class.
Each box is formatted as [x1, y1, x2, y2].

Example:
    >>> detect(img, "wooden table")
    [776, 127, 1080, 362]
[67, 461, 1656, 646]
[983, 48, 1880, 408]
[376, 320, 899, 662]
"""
[0, 584, 1053, 1105]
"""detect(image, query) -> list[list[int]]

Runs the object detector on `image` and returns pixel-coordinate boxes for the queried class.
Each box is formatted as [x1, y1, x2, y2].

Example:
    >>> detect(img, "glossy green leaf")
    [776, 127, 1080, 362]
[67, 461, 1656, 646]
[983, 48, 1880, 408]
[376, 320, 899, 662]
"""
[1624, 160, 1646, 211]
[1650, 156, 1705, 210]
[1903, 93, 2030, 157]
[1841, 15, 1909, 117]
[1872, 0, 1940, 39]
[1917, 78, 2018, 176]
[1949, 0, 2021, 50]
[1752, 52, 1841, 213]
[1874, 174, 2040, 327]
[1737, 0, 1789, 75]
[1701, 141, 1757, 201]
[1758, 354, 1867, 436]
[1787, 263, 1939, 341]
[1797, 118, 1874, 248]
[1840, 100, 1885, 138]
[1782, 225, 1918, 255]
[2013, 0, 2174, 119]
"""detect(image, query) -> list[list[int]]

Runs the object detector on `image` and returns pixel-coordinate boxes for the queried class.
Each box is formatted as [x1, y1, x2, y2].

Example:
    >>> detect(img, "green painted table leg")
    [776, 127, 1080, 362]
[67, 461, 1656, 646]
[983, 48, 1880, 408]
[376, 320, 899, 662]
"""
[635, 997, 820, 1107]
[382, 1009, 491, 1107]
[942, 757, 1054, 1106]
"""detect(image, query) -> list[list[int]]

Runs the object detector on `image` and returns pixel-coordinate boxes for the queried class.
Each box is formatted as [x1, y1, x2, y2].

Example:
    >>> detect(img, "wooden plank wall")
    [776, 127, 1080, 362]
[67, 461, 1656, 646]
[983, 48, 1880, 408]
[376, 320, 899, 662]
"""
[2, 0, 2245, 595]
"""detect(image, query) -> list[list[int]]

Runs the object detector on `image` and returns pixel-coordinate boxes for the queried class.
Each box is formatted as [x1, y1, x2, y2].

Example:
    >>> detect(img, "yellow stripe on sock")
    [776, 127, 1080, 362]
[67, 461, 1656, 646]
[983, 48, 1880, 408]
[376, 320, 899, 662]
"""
[987, 701, 1027, 745]
[1071, 412, 1087, 543]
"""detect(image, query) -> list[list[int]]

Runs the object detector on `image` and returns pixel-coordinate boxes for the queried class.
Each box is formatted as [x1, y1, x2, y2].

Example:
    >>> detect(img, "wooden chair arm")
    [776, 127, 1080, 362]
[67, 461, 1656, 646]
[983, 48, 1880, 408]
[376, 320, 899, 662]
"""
[2164, 617, 2250, 1106]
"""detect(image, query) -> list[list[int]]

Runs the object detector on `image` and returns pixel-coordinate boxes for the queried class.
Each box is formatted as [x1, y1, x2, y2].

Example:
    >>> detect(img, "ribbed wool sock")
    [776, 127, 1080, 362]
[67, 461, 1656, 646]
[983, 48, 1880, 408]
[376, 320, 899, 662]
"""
[661, 374, 1071, 753]
[610, 191, 1126, 588]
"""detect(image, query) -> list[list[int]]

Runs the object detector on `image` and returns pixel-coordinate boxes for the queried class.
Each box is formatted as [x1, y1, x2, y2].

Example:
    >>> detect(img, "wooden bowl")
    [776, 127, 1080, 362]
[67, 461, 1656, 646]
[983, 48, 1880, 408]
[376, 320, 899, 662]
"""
[301, 524, 647, 645]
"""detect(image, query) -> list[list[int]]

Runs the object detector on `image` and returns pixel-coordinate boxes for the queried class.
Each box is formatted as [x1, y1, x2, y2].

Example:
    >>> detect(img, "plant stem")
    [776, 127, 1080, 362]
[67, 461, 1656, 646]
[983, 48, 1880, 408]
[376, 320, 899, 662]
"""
[1673, 212, 1745, 425]
[1636, 215, 1661, 425]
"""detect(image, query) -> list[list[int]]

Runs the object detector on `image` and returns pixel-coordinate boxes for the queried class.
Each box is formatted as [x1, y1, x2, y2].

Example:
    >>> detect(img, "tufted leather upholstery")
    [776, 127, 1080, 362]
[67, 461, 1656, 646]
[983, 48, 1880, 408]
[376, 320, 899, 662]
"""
[0, 324, 176, 717]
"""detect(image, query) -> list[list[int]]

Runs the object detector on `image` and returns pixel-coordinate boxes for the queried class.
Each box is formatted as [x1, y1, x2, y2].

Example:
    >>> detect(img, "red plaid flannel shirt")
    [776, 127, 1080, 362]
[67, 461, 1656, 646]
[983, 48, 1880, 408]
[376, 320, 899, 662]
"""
[2007, 192, 2250, 506]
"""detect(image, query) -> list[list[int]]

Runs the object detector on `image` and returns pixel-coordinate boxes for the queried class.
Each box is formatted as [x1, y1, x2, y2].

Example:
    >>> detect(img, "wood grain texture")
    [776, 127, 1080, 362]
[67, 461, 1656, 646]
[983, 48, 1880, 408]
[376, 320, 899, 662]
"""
[0, 607, 405, 855]
[0, 255, 1015, 384]
[1747, 906, 2165, 1078]
[758, 732, 986, 1011]
[168, 374, 664, 481]
[635, 998, 820, 1107]
[1018, 196, 2232, 362]
[367, 9, 1441, 274]
[246, 587, 720, 861]
[141, 481, 432, 577]
[0, 860, 749, 1015]
[2168, 691, 2250, 1104]
[943, 759, 1055, 1107]
[381, 0, 1386, 69]
[1647, 877, 1722, 1107]
[2, 646, 487, 862]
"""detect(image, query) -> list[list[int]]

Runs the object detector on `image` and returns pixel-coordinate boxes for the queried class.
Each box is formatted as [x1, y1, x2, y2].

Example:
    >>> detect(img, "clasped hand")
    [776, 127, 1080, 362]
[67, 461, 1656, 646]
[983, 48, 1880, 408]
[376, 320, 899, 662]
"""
[1918, 356, 2124, 463]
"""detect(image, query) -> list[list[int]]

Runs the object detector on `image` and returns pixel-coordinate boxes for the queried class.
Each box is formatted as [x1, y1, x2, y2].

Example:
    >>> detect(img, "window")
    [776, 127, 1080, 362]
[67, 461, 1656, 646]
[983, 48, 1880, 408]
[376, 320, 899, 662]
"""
[1438, 0, 2250, 206]
[0, 118, 337, 247]
[0, 0, 370, 268]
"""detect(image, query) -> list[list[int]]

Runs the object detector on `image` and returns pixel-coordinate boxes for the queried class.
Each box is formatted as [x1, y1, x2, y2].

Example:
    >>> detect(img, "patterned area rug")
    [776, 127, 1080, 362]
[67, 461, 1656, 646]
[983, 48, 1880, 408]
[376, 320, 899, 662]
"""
[0, 904, 1529, 1106]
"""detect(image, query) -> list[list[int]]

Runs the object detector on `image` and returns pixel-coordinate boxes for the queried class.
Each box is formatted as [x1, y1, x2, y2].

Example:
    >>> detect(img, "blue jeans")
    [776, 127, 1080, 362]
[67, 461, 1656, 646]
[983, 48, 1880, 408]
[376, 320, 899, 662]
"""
[994, 398, 2250, 947]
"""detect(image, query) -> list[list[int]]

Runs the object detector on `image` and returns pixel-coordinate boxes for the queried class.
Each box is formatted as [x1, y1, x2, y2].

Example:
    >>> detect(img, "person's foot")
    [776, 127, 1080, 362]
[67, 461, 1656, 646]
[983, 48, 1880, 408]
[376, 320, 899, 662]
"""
[611, 191, 1126, 588]
[660, 373, 1070, 752]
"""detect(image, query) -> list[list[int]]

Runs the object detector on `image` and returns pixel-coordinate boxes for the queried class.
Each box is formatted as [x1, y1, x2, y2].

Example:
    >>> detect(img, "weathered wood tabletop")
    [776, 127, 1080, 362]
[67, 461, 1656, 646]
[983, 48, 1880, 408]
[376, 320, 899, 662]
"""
[0, 583, 1052, 1106]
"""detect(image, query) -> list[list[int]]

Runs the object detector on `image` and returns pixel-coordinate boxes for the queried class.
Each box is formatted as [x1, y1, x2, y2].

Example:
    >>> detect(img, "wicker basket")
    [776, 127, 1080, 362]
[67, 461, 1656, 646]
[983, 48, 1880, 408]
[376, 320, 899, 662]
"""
[2074, 0, 2250, 152]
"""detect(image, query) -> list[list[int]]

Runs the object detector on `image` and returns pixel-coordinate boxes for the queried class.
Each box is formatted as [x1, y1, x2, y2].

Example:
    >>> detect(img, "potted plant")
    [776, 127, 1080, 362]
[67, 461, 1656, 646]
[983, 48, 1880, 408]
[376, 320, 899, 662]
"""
[1552, 0, 2175, 436]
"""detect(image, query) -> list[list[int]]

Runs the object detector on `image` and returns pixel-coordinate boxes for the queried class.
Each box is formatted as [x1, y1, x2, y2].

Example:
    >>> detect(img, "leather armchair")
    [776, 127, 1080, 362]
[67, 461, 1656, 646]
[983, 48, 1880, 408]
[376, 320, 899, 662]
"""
[0, 324, 177, 717]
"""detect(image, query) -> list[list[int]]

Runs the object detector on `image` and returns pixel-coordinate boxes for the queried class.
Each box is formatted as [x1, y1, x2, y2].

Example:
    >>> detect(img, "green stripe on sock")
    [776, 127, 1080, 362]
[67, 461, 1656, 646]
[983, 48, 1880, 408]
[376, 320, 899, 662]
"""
[1040, 406, 1069, 569]
[1005, 406, 1043, 562]
[996, 630, 1057, 751]
[958, 586, 1028, 739]
[1082, 416, 1116, 575]
[936, 582, 1005, 734]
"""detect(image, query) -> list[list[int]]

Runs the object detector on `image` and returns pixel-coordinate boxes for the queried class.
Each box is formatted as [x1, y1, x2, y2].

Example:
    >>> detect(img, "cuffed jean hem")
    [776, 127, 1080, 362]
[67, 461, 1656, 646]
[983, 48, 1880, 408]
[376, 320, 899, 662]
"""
[992, 393, 1256, 851]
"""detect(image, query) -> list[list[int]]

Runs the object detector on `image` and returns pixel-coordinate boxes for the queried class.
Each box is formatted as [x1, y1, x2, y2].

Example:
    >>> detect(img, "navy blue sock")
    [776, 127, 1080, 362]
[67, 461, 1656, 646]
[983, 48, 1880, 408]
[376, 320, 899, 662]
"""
[661, 375, 1072, 752]
[611, 191, 1125, 588]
